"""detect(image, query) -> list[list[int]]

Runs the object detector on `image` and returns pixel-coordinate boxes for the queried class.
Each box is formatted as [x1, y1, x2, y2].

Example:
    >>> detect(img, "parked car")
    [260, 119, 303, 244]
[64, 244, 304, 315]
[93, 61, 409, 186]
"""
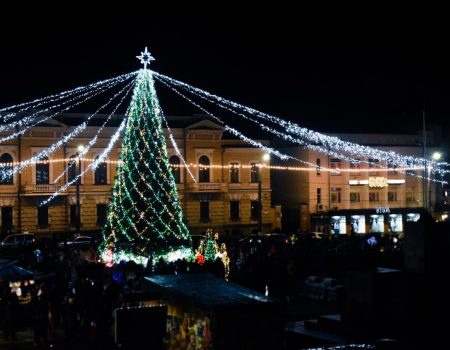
[0, 233, 36, 249]
[57, 235, 92, 250]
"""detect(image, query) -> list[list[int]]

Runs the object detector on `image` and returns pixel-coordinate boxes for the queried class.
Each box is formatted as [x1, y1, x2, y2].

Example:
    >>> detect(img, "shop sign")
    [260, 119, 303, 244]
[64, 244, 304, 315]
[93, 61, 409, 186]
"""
[376, 206, 390, 214]
[369, 176, 388, 188]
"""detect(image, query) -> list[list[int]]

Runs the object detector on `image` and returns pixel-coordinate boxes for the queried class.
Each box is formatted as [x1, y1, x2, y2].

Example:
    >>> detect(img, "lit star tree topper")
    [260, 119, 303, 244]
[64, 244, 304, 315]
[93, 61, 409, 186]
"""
[101, 57, 192, 265]
[136, 46, 155, 70]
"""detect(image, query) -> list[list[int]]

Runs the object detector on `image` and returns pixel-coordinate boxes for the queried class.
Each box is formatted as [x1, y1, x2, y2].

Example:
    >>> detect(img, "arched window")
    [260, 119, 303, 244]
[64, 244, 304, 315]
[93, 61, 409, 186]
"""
[0, 153, 13, 185]
[36, 156, 49, 184]
[94, 155, 107, 185]
[68, 155, 78, 184]
[169, 155, 181, 184]
[198, 155, 210, 183]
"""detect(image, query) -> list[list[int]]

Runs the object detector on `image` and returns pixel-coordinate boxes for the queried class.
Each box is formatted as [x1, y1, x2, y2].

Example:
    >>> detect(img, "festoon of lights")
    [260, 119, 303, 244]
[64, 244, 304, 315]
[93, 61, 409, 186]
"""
[152, 71, 450, 180]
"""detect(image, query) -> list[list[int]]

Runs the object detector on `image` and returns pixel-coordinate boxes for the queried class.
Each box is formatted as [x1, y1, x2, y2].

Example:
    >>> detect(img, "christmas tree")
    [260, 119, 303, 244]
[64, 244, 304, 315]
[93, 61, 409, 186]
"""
[102, 61, 191, 264]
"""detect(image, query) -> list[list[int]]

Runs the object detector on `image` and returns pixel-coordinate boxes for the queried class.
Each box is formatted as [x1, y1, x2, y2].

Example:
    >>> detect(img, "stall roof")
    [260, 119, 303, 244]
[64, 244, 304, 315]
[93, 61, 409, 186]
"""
[145, 274, 277, 308]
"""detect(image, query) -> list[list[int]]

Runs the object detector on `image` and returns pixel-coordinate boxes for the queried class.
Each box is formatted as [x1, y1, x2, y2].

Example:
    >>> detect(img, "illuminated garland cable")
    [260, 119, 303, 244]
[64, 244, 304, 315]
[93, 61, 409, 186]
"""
[155, 76, 303, 164]
[0, 73, 134, 140]
[153, 71, 450, 176]
[158, 84, 446, 183]
[0, 71, 137, 115]
[0, 72, 135, 126]
[51, 79, 135, 185]
[41, 81, 135, 205]
[10, 78, 134, 177]
[159, 113, 197, 183]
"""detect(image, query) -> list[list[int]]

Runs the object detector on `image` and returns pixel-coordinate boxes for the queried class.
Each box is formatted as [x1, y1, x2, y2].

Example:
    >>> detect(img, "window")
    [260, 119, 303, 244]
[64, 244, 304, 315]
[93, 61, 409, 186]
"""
[250, 163, 259, 183]
[369, 191, 380, 202]
[330, 159, 341, 175]
[169, 156, 181, 184]
[229, 162, 239, 183]
[331, 187, 341, 203]
[406, 190, 415, 202]
[317, 188, 322, 204]
[388, 162, 397, 174]
[37, 206, 48, 228]
[350, 159, 360, 171]
[95, 155, 107, 185]
[316, 158, 321, 175]
[406, 160, 416, 175]
[97, 204, 107, 226]
[0, 153, 13, 185]
[388, 191, 397, 202]
[68, 155, 78, 184]
[250, 200, 259, 220]
[198, 156, 210, 183]
[350, 192, 360, 203]
[36, 156, 49, 184]
[200, 201, 209, 222]
[70, 205, 77, 227]
[369, 159, 379, 169]
[230, 200, 240, 220]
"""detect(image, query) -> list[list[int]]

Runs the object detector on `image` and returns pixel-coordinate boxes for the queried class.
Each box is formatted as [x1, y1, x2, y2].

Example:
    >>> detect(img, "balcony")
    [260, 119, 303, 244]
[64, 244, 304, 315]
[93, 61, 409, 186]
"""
[188, 182, 225, 192]
[24, 184, 63, 194]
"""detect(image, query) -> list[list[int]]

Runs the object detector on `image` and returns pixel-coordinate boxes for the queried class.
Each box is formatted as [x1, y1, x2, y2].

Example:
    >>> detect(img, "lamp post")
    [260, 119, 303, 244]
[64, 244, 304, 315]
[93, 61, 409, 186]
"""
[429, 151, 442, 213]
[76, 145, 84, 235]
[258, 153, 270, 234]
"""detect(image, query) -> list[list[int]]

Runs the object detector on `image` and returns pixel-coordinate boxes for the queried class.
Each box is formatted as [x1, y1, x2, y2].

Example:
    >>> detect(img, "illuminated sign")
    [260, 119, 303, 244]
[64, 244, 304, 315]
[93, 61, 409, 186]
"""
[349, 178, 405, 186]
[376, 206, 390, 214]
[369, 177, 388, 188]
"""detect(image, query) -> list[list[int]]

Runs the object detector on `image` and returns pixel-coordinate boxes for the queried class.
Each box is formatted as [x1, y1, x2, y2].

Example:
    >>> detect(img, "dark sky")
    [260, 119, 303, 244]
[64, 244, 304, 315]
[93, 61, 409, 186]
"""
[1, 14, 449, 138]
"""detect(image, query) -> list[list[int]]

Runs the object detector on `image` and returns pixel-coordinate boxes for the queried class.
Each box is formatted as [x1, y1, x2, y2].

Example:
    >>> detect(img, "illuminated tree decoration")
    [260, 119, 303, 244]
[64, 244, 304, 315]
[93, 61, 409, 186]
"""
[204, 229, 218, 262]
[101, 68, 191, 264]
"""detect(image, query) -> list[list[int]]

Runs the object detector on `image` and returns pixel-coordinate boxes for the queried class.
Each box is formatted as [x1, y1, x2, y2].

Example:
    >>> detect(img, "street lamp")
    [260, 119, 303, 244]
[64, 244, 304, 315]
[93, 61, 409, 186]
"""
[258, 153, 270, 235]
[432, 151, 442, 161]
[76, 145, 84, 235]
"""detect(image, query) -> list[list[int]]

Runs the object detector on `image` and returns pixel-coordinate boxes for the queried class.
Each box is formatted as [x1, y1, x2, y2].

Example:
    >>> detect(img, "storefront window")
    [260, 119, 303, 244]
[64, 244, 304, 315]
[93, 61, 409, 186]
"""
[351, 215, 365, 234]
[406, 213, 420, 222]
[331, 215, 346, 234]
[388, 214, 403, 233]
[370, 214, 384, 233]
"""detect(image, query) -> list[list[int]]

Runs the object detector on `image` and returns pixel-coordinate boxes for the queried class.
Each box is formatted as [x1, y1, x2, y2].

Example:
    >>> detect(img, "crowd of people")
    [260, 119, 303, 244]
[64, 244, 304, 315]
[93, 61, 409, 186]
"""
[0, 231, 405, 347]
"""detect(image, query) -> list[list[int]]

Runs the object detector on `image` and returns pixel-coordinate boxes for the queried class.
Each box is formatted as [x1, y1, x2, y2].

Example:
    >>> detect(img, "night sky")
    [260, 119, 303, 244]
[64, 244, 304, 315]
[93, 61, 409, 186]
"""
[1, 15, 449, 139]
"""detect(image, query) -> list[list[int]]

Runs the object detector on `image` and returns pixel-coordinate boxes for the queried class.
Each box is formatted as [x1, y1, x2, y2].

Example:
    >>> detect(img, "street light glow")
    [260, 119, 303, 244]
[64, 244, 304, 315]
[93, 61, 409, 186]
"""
[77, 144, 85, 153]
[432, 152, 442, 160]
[262, 153, 270, 162]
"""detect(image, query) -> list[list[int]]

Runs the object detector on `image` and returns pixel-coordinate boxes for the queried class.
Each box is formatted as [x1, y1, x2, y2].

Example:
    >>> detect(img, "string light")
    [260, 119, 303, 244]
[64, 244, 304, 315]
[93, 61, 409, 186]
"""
[41, 81, 135, 204]
[153, 70, 450, 177]
[10, 77, 135, 177]
[0, 71, 137, 117]
[0, 72, 136, 135]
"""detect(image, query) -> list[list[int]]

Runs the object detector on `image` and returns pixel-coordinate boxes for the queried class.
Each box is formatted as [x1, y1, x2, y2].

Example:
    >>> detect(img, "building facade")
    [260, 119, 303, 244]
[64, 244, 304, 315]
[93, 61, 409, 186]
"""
[272, 132, 442, 235]
[0, 114, 279, 239]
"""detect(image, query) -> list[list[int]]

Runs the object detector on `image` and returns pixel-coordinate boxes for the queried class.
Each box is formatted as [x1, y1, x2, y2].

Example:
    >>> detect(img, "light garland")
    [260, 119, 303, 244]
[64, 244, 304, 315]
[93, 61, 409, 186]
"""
[0, 72, 135, 136]
[0, 71, 137, 118]
[9, 77, 134, 177]
[41, 81, 135, 204]
[153, 70, 450, 177]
